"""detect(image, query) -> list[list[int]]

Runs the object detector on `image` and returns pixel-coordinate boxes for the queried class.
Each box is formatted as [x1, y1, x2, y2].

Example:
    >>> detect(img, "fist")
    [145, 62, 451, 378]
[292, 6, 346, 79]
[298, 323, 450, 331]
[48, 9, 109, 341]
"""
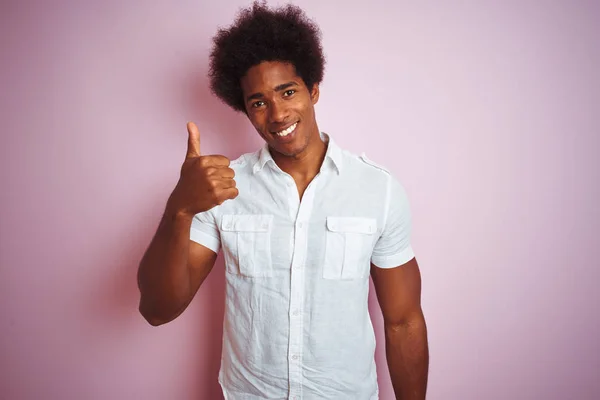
[169, 122, 239, 216]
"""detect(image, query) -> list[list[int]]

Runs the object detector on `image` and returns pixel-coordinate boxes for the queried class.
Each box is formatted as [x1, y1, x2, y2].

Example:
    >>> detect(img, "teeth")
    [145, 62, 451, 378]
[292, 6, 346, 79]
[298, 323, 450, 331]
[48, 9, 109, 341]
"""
[276, 122, 297, 137]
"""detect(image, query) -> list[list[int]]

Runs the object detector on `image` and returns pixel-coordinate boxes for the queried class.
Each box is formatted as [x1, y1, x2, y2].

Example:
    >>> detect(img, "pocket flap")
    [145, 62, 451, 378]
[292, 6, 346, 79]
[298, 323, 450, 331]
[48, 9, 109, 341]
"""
[326, 217, 376, 234]
[221, 214, 273, 232]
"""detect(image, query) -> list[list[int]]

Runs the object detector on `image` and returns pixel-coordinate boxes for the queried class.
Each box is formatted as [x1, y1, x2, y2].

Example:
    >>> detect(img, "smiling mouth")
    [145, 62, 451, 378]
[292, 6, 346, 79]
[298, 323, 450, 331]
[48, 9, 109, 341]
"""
[273, 122, 298, 137]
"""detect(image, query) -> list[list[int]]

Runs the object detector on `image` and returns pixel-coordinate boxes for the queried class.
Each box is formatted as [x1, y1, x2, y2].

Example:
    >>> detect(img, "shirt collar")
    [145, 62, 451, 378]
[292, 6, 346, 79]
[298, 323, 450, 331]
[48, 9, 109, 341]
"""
[252, 132, 343, 175]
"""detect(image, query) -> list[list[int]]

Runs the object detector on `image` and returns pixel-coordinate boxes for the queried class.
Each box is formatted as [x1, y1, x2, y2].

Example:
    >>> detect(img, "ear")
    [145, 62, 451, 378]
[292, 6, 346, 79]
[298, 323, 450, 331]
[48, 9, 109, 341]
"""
[310, 84, 320, 104]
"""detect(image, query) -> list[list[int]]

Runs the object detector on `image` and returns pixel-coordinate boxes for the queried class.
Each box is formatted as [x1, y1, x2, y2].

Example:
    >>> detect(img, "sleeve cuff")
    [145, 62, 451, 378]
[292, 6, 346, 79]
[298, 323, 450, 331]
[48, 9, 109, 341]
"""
[371, 246, 415, 269]
[190, 228, 220, 254]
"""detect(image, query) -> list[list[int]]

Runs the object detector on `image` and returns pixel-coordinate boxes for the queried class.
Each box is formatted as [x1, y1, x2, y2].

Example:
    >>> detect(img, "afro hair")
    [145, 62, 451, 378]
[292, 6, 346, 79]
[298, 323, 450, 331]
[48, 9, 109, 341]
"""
[208, 1, 326, 112]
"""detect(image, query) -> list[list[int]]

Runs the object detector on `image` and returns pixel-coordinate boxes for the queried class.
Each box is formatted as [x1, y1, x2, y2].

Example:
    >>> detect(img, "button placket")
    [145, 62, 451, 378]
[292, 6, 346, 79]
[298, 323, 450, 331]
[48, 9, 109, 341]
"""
[286, 173, 321, 399]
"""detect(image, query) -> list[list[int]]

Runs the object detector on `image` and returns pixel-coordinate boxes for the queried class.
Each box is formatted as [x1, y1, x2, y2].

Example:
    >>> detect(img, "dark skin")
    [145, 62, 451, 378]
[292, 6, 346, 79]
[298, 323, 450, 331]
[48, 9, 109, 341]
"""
[371, 258, 429, 400]
[137, 60, 428, 399]
[240, 61, 325, 199]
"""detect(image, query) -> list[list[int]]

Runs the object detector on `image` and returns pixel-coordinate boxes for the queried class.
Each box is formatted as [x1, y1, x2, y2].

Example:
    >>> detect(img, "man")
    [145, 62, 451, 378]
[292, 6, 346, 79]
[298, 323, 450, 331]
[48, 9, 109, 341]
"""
[137, 2, 428, 399]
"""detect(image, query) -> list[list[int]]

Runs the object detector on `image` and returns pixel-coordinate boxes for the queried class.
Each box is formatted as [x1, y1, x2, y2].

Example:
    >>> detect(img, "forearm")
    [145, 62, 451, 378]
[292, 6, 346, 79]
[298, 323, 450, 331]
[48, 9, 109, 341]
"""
[137, 203, 194, 324]
[385, 313, 429, 400]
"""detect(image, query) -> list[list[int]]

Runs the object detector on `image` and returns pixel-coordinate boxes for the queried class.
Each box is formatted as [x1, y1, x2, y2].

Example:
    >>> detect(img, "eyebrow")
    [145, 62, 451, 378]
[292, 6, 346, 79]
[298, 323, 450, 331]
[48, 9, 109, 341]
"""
[246, 81, 299, 102]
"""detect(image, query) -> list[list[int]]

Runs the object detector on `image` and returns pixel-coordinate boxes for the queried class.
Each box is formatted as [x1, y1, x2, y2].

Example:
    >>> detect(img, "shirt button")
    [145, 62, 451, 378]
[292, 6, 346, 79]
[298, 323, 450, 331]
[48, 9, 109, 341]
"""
[298, 222, 303, 228]
[293, 309, 300, 316]
[292, 354, 299, 360]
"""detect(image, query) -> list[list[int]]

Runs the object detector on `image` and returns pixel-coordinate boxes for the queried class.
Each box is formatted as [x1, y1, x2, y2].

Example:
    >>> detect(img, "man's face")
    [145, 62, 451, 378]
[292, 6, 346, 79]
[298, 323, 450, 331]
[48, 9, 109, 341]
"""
[240, 61, 320, 158]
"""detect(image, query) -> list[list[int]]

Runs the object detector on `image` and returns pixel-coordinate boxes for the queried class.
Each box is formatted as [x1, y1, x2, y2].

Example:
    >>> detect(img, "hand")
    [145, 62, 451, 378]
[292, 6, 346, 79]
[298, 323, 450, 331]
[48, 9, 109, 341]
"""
[169, 122, 238, 216]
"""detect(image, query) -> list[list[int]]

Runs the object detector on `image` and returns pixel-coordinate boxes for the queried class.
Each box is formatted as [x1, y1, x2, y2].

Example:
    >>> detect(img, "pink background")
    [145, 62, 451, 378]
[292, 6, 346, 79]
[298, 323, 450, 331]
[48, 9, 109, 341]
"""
[1, 1, 599, 399]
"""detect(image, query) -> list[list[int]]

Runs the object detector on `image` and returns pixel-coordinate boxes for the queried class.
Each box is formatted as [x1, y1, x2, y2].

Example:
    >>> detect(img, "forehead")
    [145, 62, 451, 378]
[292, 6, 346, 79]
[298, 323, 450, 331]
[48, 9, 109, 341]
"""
[240, 61, 305, 94]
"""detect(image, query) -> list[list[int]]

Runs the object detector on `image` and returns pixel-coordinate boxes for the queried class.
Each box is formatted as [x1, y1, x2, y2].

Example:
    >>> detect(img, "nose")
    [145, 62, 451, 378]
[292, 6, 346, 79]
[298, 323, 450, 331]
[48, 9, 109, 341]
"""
[268, 99, 289, 124]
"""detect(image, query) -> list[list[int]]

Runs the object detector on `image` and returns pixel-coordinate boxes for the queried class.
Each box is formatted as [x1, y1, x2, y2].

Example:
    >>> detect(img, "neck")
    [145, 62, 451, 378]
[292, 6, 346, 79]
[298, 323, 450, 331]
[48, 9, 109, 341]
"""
[271, 129, 327, 181]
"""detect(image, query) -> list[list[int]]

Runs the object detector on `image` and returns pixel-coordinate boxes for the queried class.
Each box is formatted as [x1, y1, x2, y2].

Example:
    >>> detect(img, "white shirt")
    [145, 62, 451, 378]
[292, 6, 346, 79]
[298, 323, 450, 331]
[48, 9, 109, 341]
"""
[190, 134, 415, 400]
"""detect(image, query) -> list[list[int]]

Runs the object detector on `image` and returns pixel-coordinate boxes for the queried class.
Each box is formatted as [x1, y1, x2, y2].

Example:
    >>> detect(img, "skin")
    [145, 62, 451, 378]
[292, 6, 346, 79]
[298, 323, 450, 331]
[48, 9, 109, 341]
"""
[371, 258, 429, 400]
[137, 60, 428, 399]
[240, 61, 325, 198]
[137, 123, 237, 325]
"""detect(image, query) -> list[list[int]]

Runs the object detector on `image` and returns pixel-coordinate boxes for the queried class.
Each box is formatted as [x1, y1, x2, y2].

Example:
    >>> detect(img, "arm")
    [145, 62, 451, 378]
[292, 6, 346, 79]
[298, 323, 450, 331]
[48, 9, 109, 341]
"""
[371, 257, 429, 400]
[137, 206, 218, 326]
[137, 122, 237, 326]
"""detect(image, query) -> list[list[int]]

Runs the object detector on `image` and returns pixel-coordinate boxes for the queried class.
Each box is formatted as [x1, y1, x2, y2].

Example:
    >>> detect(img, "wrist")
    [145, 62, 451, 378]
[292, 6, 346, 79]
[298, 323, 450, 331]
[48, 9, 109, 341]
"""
[165, 193, 195, 221]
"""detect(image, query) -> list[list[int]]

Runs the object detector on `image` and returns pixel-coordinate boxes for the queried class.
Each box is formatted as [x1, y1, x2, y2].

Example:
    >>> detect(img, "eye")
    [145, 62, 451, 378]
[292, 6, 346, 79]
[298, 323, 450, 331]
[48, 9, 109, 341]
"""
[252, 100, 265, 108]
[283, 89, 296, 97]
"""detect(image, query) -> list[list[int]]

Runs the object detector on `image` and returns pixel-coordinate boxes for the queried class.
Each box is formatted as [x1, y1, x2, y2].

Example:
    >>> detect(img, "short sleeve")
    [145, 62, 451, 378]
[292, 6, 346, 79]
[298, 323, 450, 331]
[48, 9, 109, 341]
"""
[190, 209, 221, 254]
[371, 175, 415, 268]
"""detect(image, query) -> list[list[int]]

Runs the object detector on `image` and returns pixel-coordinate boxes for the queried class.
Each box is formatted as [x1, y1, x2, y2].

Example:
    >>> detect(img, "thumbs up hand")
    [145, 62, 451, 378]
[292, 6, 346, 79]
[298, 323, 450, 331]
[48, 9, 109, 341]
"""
[168, 122, 239, 217]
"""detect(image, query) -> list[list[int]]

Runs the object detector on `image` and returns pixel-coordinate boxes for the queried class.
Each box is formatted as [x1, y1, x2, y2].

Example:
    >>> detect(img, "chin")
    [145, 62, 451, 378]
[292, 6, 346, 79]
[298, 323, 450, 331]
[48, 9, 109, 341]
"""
[275, 136, 310, 158]
[271, 143, 302, 158]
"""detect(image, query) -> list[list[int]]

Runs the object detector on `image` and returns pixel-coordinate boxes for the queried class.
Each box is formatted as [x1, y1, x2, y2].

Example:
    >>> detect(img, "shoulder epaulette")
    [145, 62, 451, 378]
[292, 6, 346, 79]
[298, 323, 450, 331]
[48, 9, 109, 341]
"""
[359, 153, 391, 175]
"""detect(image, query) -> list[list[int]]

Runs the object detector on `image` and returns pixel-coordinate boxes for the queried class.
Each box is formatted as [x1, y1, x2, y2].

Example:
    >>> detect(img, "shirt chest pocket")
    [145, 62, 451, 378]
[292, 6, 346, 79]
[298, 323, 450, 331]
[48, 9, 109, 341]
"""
[220, 214, 274, 278]
[323, 217, 377, 280]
